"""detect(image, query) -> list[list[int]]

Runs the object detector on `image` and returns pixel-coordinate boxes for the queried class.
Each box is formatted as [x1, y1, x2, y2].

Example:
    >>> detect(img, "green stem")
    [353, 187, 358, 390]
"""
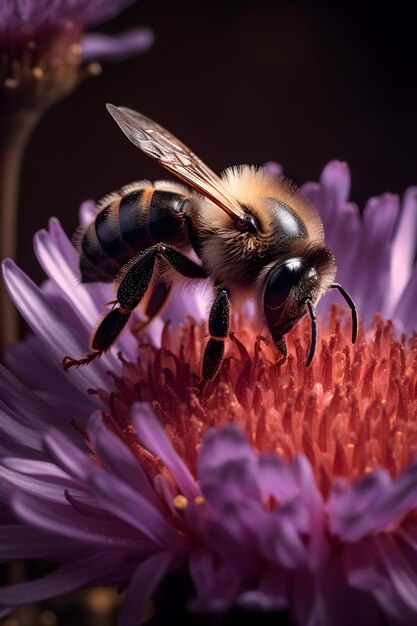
[0, 111, 39, 359]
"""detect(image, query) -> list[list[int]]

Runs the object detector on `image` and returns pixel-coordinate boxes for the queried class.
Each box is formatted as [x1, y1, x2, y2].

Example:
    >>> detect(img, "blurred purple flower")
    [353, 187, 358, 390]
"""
[0, 0, 153, 66]
[0, 0, 153, 357]
[1, 164, 417, 625]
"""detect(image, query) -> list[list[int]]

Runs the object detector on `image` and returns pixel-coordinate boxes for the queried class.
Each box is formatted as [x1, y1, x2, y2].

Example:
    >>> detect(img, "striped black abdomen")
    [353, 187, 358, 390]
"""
[79, 184, 192, 283]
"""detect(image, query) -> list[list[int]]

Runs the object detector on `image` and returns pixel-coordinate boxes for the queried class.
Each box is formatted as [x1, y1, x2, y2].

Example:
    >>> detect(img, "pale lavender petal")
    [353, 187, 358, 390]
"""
[5, 335, 96, 419]
[0, 364, 79, 438]
[133, 403, 199, 500]
[2, 259, 108, 390]
[119, 552, 173, 626]
[203, 520, 258, 577]
[0, 465, 80, 503]
[386, 187, 417, 313]
[87, 468, 183, 549]
[81, 27, 154, 62]
[392, 263, 417, 335]
[328, 470, 393, 541]
[353, 193, 399, 318]
[0, 406, 43, 453]
[258, 454, 301, 505]
[374, 534, 417, 612]
[2, 458, 80, 489]
[12, 491, 143, 548]
[264, 162, 283, 177]
[198, 425, 258, 490]
[314, 161, 352, 235]
[79, 200, 97, 226]
[240, 590, 289, 612]
[371, 459, 417, 529]
[87, 411, 163, 509]
[34, 224, 100, 324]
[259, 516, 306, 568]
[43, 428, 93, 481]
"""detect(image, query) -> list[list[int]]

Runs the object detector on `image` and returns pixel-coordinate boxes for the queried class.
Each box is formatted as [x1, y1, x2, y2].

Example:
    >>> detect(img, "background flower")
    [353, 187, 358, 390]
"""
[0, 0, 153, 357]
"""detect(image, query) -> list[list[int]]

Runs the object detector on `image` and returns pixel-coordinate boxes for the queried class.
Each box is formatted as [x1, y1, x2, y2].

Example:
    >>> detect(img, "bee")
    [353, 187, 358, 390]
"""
[63, 104, 357, 380]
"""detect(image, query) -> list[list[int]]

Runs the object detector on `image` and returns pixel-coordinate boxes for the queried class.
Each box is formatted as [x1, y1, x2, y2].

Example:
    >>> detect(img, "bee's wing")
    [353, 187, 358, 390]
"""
[106, 104, 247, 223]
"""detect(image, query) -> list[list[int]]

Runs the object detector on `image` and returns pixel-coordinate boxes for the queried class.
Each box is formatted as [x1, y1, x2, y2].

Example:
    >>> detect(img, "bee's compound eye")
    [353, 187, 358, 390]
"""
[264, 259, 302, 310]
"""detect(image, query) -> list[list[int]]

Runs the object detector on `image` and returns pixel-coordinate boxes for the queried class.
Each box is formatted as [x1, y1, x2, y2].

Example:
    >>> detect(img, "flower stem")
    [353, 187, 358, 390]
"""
[0, 111, 39, 358]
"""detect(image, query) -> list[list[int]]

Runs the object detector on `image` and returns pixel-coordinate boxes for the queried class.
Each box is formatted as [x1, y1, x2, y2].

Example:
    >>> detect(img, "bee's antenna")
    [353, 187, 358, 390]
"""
[330, 283, 358, 344]
[305, 299, 317, 367]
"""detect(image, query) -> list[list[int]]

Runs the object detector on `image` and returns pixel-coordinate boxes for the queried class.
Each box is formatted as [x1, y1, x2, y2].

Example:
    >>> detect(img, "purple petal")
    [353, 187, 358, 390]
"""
[374, 533, 417, 613]
[5, 335, 95, 420]
[371, 459, 417, 529]
[2, 457, 80, 489]
[263, 162, 283, 177]
[392, 262, 417, 335]
[0, 551, 123, 604]
[258, 454, 301, 505]
[87, 468, 183, 550]
[12, 491, 142, 548]
[198, 425, 259, 497]
[79, 200, 97, 226]
[292, 455, 327, 569]
[34, 224, 99, 325]
[0, 464, 78, 503]
[1, 259, 108, 390]
[328, 470, 393, 541]
[87, 412, 163, 510]
[343, 540, 387, 590]
[0, 406, 43, 454]
[133, 403, 199, 500]
[259, 516, 306, 568]
[81, 27, 154, 62]
[0, 364, 79, 439]
[43, 428, 92, 482]
[119, 552, 173, 626]
[386, 187, 417, 314]
[353, 193, 399, 319]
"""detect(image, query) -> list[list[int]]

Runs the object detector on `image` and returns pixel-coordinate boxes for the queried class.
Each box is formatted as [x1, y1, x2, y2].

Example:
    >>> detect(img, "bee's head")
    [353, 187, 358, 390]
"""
[263, 246, 356, 366]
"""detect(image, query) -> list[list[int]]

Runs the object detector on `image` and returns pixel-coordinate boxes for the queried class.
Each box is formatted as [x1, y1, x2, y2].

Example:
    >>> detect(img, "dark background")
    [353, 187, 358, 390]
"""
[17, 0, 417, 286]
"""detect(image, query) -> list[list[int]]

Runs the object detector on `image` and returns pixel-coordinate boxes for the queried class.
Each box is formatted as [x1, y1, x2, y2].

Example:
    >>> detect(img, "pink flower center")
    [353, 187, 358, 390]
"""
[89, 306, 417, 499]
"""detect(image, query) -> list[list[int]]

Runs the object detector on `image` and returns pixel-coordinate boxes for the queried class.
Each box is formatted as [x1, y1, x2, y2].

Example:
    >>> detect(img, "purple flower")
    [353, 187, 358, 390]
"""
[0, 0, 153, 67]
[1, 163, 417, 624]
[0, 0, 153, 116]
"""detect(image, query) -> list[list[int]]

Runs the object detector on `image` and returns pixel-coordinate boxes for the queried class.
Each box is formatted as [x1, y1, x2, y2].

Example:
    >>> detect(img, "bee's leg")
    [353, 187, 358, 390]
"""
[269, 326, 288, 366]
[63, 244, 207, 370]
[62, 308, 131, 369]
[117, 244, 207, 312]
[202, 287, 231, 381]
[131, 281, 172, 335]
[62, 247, 160, 370]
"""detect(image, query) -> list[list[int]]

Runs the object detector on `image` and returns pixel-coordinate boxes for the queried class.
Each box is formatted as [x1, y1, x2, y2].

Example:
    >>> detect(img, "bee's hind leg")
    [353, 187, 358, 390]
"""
[202, 287, 231, 381]
[131, 280, 172, 335]
[62, 307, 131, 370]
[63, 244, 207, 371]
[62, 247, 159, 370]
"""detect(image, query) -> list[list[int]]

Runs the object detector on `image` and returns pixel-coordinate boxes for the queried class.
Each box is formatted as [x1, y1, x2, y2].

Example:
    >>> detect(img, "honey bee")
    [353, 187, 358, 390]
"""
[63, 104, 357, 380]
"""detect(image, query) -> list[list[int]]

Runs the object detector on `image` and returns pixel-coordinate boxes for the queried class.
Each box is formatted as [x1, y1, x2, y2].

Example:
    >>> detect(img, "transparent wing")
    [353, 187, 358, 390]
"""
[106, 104, 246, 223]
